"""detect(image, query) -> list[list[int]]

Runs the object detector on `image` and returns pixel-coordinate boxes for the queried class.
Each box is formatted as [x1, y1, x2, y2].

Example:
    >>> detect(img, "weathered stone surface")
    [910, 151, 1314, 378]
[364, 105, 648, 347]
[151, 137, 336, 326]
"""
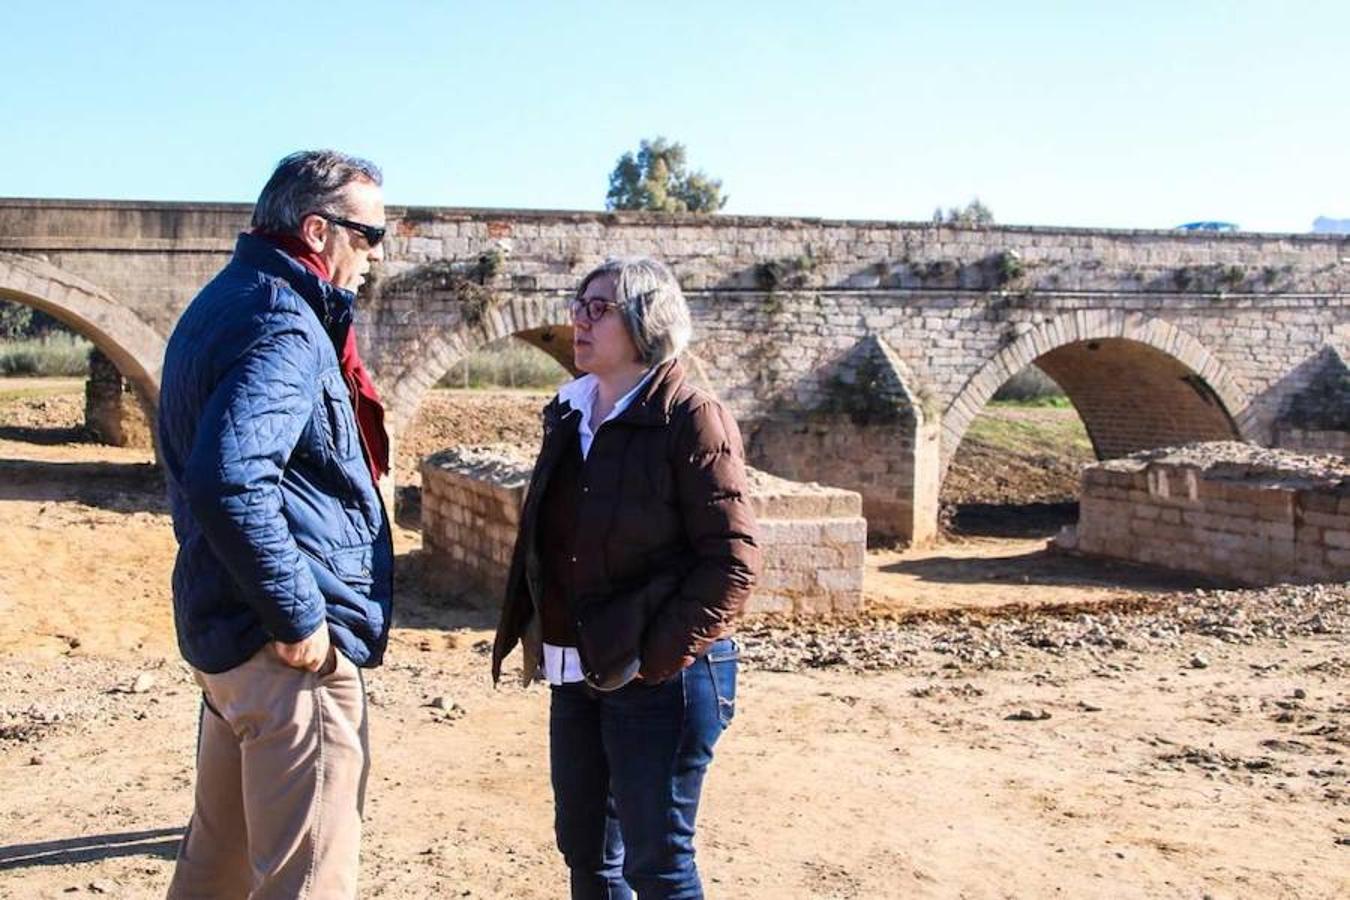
[1061, 442, 1350, 585]
[1, 199, 1345, 544]
[421, 448, 866, 616]
[84, 349, 153, 449]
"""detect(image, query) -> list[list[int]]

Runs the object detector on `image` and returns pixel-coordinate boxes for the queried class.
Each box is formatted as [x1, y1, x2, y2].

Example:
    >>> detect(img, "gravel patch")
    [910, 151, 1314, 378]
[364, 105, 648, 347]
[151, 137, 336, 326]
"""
[738, 582, 1349, 673]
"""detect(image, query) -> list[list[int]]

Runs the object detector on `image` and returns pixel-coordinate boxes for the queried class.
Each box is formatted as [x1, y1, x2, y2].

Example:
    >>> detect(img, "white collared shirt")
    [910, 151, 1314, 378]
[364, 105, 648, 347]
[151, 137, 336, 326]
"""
[542, 369, 656, 685]
[555, 369, 656, 461]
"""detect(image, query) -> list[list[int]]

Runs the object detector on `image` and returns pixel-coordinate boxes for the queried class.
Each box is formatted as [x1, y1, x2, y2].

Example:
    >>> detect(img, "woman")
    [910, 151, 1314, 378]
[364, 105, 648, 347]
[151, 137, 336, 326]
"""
[492, 257, 760, 899]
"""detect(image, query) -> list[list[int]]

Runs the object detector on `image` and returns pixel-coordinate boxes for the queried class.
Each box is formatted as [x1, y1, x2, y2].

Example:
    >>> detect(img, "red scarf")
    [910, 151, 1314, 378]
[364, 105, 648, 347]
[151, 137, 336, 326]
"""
[255, 230, 390, 486]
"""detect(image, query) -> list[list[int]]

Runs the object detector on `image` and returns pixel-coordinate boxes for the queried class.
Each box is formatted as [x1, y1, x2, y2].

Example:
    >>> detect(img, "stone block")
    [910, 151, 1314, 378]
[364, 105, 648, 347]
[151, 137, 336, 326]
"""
[1258, 522, 1297, 542]
[794, 591, 838, 616]
[758, 568, 813, 592]
[758, 520, 826, 545]
[816, 568, 864, 592]
[1299, 492, 1341, 514]
[1299, 510, 1348, 530]
[746, 591, 793, 615]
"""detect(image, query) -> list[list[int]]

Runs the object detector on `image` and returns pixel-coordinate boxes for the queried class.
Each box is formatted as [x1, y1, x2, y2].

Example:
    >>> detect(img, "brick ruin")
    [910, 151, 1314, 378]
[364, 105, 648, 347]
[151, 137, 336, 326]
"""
[420, 446, 866, 615]
[1058, 443, 1350, 586]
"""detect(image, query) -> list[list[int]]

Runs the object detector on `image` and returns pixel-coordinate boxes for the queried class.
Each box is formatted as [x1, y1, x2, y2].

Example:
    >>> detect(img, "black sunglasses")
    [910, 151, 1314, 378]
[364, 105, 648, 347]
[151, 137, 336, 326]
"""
[314, 213, 386, 248]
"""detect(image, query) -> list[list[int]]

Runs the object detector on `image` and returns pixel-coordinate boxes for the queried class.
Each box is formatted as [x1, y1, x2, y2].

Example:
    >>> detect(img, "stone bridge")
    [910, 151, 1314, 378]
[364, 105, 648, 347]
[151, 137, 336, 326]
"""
[2, 198, 1346, 542]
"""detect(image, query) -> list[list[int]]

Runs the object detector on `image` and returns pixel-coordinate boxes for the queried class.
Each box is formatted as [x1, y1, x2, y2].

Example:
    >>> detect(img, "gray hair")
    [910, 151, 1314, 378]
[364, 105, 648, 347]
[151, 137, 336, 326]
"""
[577, 257, 692, 366]
[250, 150, 383, 234]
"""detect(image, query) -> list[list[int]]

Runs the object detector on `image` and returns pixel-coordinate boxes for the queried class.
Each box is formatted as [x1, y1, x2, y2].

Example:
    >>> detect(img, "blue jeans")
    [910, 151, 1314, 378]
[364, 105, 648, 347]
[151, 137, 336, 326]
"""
[549, 638, 738, 900]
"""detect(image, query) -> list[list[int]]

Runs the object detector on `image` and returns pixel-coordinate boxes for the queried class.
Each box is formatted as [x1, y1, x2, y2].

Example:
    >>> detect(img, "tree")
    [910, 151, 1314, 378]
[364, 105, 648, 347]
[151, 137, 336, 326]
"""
[0, 300, 34, 339]
[606, 137, 727, 213]
[933, 198, 995, 227]
[0, 299, 66, 339]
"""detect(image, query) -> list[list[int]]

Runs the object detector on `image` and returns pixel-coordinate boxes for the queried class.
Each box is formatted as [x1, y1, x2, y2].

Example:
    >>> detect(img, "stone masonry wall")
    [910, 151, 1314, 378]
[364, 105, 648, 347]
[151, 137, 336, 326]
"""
[1061, 443, 1350, 585]
[3, 200, 1347, 542]
[420, 446, 866, 615]
[84, 348, 152, 448]
[746, 414, 940, 544]
[744, 469, 866, 614]
[359, 212, 1349, 452]
[420, 447, 529, 604]
[1276, 429, 1350, 457]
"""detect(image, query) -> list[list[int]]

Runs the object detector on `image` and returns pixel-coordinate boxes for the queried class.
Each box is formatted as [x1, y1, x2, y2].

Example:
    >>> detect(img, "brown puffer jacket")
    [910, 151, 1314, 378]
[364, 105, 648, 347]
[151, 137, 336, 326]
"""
[491, 358, 760, 689]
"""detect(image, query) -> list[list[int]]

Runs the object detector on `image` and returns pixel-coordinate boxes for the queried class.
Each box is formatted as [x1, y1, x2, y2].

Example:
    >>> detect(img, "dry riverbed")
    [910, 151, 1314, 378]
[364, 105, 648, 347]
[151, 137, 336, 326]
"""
[1, 385, 1346, 898]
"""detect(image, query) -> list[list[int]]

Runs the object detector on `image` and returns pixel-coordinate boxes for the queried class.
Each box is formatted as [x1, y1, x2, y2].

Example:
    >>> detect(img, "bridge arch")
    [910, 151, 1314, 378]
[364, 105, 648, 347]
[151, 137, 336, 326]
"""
[379, 290, 729, 487]
[941, 312, 1253, 478]
[382, 293, 574, 440]
[0, 252, 165, 406]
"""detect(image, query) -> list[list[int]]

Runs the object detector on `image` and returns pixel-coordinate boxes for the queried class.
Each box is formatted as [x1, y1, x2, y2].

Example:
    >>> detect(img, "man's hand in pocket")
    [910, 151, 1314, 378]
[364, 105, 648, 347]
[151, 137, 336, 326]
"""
[274, 625, 332, 672]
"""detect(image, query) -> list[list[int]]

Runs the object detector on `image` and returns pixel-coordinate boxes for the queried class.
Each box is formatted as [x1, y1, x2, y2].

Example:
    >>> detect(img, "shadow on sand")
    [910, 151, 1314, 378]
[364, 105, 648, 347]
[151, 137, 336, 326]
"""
[390, 546, 502, 634]
[0, 457, 166, 513]
[0, 827, 182, 871]
[881, 543, 1232, 592]
[0, 423, 92, 446]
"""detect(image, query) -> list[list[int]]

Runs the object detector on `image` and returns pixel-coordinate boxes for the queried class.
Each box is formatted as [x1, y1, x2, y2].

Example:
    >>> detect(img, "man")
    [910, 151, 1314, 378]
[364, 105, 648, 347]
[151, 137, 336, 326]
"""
[158, 150, 393, 898]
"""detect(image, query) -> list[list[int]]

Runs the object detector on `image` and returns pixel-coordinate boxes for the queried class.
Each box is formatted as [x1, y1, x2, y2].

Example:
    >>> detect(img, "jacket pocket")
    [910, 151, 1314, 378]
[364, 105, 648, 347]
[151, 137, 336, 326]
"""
[574, 594, 646, 691]
[320, 376, 356, 459]
[575, 571, 680, 690]
[327, 544, 374, 592]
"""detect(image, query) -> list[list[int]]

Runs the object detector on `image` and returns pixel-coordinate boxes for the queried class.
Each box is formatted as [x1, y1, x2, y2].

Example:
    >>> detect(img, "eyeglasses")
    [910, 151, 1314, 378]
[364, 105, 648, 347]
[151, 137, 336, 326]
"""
[313, 213, 386, 248]
[569, 298, 625, 323]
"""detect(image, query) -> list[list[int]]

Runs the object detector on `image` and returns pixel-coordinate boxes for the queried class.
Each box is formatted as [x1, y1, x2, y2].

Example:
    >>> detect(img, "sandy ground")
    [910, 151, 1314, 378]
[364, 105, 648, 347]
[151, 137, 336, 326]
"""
[1, 384, 1347, 899]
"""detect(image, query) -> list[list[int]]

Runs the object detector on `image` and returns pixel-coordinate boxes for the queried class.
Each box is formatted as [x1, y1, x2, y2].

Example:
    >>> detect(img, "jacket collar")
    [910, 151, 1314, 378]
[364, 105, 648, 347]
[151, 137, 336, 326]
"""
[614, 358, 683, 427]
[555, 367, 654, 419]
[232, 232, 355, 331]
[544, 359, 684, 430]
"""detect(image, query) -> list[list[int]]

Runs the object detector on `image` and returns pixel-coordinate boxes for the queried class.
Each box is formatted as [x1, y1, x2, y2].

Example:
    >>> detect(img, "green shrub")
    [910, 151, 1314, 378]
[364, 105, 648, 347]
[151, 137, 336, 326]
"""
[0, 334, 93, 376]
[436, 337, 570, 389]
[991, 365, 1066, 404]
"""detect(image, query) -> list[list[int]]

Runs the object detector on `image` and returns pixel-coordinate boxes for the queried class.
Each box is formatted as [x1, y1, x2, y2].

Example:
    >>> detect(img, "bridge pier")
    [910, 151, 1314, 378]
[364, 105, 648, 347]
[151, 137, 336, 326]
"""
[84, 348, 154, 448]
[745, 413, 940, 546]
[739, 332, 942, 545]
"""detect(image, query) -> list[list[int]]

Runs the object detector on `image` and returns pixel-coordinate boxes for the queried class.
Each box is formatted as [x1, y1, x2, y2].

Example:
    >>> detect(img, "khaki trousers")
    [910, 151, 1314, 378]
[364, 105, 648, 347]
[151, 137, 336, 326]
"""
[166, 645, 369, 900]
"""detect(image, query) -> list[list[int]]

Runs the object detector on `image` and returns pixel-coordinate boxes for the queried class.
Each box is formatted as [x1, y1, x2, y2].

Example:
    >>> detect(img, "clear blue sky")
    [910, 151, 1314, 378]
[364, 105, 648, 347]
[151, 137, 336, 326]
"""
[3, 1, 1344, 232]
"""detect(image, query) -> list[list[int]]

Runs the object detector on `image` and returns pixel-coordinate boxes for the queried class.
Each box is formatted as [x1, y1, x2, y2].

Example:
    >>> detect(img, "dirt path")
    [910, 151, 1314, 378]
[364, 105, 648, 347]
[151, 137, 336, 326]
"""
[1, 384, 1347, 898]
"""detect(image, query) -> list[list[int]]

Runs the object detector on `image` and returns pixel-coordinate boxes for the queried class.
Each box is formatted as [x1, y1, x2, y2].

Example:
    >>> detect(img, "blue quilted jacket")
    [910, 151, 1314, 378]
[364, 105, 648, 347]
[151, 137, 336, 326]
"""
[158, 233, 393, 674]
